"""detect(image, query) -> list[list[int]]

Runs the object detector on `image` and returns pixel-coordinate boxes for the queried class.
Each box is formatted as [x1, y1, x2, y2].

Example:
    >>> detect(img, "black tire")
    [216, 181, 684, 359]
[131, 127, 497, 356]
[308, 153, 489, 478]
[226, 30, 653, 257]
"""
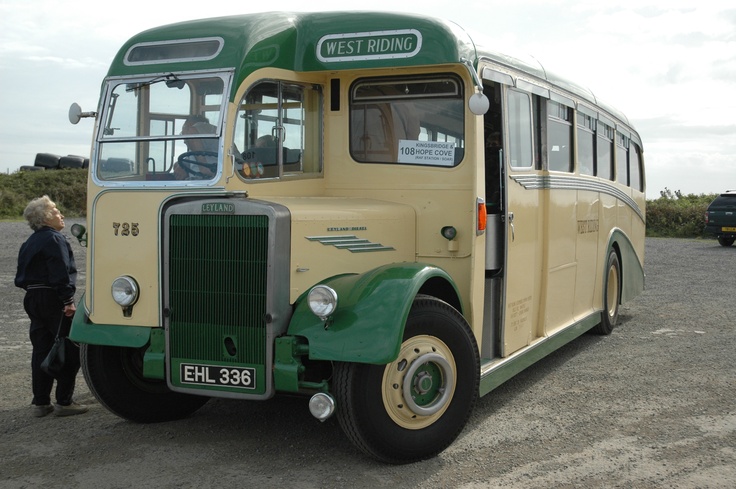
[592, 249, 621, 335]
[334, 295, 479, 464]
[717, 237, 735, 247]
[81, 343, 209, 423]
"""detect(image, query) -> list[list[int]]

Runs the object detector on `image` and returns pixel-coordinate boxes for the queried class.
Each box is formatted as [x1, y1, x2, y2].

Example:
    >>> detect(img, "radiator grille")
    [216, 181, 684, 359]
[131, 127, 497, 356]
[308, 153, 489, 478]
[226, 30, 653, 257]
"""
[168, 214, 269, 368]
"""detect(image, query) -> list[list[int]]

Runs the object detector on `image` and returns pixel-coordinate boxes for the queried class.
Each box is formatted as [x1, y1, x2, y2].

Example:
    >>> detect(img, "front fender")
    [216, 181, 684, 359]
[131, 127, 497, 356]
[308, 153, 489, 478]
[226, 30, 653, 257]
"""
[69, 293, 152, 348]
[288, 263, 459, 364]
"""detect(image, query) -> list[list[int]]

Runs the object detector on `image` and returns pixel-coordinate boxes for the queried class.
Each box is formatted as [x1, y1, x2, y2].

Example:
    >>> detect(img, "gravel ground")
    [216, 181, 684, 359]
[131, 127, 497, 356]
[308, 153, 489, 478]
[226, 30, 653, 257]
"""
[1, 219, 734, 488]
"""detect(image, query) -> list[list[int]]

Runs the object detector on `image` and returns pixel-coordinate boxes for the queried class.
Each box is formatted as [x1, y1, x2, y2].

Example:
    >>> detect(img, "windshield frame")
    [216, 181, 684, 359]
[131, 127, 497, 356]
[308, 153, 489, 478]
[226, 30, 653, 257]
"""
[91, 69, 233, 188]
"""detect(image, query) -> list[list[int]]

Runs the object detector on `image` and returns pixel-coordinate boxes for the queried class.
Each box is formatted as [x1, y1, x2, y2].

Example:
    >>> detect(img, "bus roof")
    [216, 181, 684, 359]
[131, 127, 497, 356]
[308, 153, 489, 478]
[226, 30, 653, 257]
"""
[109, 11, 639, 144]
[110, 12, 476, 78]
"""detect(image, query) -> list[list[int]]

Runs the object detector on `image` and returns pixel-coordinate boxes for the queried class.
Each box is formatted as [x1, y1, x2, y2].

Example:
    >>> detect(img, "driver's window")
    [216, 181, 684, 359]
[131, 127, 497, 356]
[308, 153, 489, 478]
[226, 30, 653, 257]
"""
[233, 80, 322, 180]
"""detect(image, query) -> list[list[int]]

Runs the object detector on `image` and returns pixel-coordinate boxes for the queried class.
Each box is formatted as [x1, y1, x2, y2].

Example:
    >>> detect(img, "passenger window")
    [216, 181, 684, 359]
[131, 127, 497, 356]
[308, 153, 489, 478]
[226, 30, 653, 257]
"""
[548, 100, 572, 172]
[350, 75, 464, 167]
[616, 133, 629, 185]
[630, 142, 643, 191]
[577, 112, 595, 176]
[596, 122, 613, 180]
[233, 81, 322, 180]
[507, 90, 533, 168]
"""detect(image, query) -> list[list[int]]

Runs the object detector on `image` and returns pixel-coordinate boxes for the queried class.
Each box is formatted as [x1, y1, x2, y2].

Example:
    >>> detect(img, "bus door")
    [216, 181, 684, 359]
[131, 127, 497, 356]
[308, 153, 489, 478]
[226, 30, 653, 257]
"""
[500, 88, 543, 357]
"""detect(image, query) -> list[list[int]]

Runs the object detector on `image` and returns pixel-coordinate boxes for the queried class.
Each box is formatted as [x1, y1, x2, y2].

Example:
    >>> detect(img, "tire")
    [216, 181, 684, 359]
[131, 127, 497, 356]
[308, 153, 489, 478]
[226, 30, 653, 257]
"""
[81, 343, 209, 423]
[717, 237, 735, 247]
[334, 295, 479, 464]
[592, 249, 621, 335]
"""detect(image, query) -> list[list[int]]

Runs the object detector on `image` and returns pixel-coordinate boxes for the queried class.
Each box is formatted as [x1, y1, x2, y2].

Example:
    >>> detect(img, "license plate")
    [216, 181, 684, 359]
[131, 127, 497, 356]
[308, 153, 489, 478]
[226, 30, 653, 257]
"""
[180, 363, 256, 389]
[722, 227, 736, 232]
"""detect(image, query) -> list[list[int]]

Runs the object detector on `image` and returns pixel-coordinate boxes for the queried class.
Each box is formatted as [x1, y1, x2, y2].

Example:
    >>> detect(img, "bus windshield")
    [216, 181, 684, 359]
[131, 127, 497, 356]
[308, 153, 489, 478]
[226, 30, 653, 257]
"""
[94, 72, 230, 184]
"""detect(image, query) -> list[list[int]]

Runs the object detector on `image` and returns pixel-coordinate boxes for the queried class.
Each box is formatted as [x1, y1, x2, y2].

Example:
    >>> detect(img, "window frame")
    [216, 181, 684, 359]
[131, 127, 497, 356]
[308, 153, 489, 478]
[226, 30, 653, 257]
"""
[349, 74, 465, 167]
[233, 79, 323, 181]
[547, 100, 573, 173]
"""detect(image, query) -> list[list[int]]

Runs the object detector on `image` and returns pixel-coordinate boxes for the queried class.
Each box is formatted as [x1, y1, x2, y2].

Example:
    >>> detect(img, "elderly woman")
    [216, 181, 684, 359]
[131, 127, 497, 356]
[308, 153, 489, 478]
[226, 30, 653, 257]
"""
[15, 195, 87, 417]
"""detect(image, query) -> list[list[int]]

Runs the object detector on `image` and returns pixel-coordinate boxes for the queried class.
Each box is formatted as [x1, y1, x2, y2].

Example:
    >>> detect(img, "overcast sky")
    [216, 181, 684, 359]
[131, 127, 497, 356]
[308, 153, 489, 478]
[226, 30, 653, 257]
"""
[1, 0, 734, 198]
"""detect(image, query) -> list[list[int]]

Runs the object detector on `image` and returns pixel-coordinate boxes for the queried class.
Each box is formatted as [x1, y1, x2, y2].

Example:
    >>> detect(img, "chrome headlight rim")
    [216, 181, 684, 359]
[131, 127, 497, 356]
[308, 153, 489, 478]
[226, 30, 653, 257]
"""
[111, 275, 139, 307]
[307, 285, 338, 320]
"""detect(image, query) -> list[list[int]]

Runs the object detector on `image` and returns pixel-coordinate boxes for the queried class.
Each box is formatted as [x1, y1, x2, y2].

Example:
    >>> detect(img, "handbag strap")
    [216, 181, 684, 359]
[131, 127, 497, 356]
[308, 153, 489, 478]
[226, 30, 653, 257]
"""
[55, 315, 66, 339]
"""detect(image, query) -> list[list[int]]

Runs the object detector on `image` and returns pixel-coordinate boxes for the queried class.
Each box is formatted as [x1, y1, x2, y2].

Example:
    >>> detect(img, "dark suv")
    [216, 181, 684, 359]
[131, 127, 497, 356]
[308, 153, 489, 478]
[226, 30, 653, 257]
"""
[704, 190, 736, 246]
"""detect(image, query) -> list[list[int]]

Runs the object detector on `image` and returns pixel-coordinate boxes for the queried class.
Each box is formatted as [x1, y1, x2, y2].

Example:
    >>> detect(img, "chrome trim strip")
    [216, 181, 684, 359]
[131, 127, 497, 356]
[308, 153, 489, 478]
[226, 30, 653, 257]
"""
[306, 235, 395, 253]
[510, 174, 645, 222]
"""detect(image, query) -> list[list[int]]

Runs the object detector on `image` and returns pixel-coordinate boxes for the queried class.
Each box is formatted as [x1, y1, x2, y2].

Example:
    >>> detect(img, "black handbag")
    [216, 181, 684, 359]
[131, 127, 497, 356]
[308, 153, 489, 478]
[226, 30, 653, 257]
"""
[41, 316, 75, 378]
[41, 335, 70, 378]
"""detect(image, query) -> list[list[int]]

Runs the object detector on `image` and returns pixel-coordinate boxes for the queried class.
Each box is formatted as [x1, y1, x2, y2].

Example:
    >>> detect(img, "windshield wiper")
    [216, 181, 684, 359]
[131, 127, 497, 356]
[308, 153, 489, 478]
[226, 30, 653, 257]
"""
[126, 73, 185, 92]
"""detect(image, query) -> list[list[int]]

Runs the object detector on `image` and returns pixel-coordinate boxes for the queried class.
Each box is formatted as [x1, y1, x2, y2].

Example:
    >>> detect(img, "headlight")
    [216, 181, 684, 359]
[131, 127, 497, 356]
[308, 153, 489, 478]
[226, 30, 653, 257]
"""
[308, 285, 337, 320]
[70, 223, 85, 238]
[111, 276, 139, 307]
[70, 223, 87, 247]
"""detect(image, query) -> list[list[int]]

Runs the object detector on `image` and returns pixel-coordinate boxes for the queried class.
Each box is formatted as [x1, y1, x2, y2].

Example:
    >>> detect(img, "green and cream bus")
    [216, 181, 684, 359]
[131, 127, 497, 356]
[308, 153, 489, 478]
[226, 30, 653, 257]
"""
[69, 11, 645, 463]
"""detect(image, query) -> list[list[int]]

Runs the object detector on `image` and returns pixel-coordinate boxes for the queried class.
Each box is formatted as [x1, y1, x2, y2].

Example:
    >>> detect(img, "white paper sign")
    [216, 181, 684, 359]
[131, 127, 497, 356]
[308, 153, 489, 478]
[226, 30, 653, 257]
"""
[397, 140, 456, 166]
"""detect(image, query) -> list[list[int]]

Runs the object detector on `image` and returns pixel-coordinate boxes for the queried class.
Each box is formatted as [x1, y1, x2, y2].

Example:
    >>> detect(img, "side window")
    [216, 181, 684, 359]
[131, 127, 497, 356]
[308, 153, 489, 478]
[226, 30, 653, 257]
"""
[507, 90, 533, 168]
[547, 100, 572, 172]
[234, 81, 322, 180]
[630, 142, 643, 191]
[616, 133, 629, 185]
[350, 75, 464, 167]
[577, 112, 595, 175]
[596, 122, 613, 180]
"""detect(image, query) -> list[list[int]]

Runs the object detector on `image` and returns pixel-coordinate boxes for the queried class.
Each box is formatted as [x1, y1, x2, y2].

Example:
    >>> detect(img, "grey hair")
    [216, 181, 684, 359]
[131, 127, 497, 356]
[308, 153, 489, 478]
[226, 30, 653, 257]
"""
[23, 195, 56, 231]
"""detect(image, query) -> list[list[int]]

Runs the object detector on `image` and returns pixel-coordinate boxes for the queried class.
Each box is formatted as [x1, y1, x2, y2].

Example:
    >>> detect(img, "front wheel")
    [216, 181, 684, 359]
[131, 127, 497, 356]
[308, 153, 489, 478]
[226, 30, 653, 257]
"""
[81, 344, 209, 423]
[334, 296, 479, 463]
[591, 249, 621, 335]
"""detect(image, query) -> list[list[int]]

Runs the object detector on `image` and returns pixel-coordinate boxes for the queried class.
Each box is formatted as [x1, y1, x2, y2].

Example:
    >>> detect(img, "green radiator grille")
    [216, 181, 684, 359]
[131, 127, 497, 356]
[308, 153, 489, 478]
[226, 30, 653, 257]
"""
[168, 214, 269, 367]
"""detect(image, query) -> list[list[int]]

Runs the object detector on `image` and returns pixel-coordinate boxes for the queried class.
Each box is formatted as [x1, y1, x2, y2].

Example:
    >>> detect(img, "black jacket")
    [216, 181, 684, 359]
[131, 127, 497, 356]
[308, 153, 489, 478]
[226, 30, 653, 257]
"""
[15, 226, 77, 306]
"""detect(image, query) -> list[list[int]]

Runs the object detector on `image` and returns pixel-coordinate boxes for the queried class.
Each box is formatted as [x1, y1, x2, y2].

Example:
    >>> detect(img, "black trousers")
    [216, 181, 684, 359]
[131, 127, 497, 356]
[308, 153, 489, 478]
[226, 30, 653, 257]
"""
[24, 289, 80, 406]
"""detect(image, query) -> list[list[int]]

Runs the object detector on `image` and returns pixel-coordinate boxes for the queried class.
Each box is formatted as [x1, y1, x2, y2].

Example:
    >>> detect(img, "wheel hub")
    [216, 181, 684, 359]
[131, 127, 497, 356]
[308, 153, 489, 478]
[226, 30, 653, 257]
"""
[402, 353, 454, 416]
[382, 335, 457, 429]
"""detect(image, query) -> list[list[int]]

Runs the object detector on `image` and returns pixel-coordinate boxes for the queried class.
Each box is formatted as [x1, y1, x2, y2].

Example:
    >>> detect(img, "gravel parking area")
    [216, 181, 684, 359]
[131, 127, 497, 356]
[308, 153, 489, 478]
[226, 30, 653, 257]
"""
[1, 219, 734, 488]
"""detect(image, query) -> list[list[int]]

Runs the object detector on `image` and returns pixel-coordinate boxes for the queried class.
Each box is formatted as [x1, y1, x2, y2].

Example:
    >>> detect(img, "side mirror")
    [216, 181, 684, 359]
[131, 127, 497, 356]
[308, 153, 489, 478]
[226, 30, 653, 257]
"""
[468, 93, 490, 115]
[69, 103, 97, 125]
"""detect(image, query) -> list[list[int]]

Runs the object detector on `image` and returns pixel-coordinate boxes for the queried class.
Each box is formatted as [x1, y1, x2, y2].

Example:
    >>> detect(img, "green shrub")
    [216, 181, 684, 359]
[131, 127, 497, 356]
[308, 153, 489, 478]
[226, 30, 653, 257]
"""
[0, 169, 88, 218]
[646, 188, 716, 238]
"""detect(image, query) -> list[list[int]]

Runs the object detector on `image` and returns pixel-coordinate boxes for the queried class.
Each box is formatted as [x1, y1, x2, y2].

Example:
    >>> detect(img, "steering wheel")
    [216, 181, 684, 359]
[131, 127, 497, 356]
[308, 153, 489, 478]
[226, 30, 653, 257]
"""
[177, 151, 218, 178]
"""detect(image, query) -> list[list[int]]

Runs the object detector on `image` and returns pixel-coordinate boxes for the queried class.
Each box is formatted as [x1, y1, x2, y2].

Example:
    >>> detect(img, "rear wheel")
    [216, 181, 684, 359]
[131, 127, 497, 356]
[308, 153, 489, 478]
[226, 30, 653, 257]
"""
[592, 249, 620, 335]
[334, 296, 479, 463]
[81, 344, 208, 423]
[717, 237, 735, 247]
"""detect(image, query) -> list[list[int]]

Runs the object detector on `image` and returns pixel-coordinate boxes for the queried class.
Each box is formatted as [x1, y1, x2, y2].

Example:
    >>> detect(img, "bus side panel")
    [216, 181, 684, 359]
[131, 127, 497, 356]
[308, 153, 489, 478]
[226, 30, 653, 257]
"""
[573, 191, 601, 321]
[543, 187, 577, 336]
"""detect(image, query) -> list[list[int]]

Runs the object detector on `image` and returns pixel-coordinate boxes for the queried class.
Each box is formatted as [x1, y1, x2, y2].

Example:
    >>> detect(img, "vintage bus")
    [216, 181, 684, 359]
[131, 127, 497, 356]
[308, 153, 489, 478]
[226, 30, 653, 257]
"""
[68, 11, 645, 463]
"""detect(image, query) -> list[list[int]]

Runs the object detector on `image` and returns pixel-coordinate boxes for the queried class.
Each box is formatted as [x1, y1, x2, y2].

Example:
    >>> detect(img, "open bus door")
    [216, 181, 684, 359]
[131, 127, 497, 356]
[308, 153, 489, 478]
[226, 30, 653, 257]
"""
[500, 87, 542, 357]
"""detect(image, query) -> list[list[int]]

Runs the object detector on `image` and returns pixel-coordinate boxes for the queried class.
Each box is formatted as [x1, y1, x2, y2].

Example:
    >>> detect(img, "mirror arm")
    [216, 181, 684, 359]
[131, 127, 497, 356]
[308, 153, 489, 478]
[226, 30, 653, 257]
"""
[460, 57, 484, 93]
